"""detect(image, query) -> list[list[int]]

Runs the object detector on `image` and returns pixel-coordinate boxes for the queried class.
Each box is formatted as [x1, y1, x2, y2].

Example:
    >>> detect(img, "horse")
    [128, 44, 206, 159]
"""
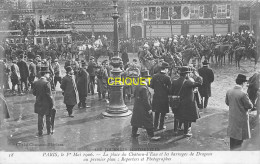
[234, 47, 246, 69]
[181, 48, 201, 66]
[244, 46, 258, 70]
[213, 44, 230, 66]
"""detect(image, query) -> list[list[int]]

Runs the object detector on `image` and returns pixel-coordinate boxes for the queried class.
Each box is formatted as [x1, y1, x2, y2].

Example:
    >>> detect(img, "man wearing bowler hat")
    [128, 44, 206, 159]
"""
[150, 62, 171, 131]
[33, 66, 54, 136]
[170, 66, 203, 137]
[131, 70, 160, 141]
[198, 59, 214, 109]
[225, 74, 253, 150]
[61, 66, 79, 117]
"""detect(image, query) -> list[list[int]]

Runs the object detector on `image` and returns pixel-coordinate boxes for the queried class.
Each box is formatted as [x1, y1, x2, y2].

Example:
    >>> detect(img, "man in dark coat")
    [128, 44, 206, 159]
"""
[87, 56, 97, 95]
[131, 70, 160, 141]
[10, 59, 22, 95]
[121, 48, 129, 67]
[170, 66, 203, 137]
[28, 59, 36, 89]
[33, 66, 54, 136]
[61, 66, 79, 117]
[198, 60, 214, 109]
[17, 54, 29, 92]
[77, 61, 90, 108]
[39, 16, 44, 29]
[150, 62, 171, 130]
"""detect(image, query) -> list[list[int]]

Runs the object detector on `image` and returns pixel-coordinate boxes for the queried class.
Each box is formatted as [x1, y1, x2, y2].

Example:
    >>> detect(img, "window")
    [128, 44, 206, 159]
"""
[199, 5, 204, 18]
[149, 7, 156, 20]
[204, 4, 212, 18]
[216, 5, 227, 18]
[144, 7, 148, 19]
[173, 6, 181, 19]
[190, 5, 199, 19]
[131, 8, 142, 22]
[239, 7, 250, 20]
[161, 7, 169, 19]
[227, 4, 230, 18]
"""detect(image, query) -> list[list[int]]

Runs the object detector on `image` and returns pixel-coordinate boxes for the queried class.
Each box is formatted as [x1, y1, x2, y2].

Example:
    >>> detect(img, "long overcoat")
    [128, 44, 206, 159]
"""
[77, 67, 89, 97]
[225, 85, 253, 140]
[17, 60, 29, 79]
[33, 77, 53, 115]
[150, 72, 171, 113]
[131, 85, 153, 129]
[198, 66, 214, 97]
[170, 76, 202, 122]
[60, 75, 79, 105]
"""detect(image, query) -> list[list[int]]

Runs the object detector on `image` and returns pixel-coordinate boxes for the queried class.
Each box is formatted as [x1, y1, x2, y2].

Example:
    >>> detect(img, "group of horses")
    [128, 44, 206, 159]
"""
[137, 39, 258, 79]
[1, 36, 114, 63]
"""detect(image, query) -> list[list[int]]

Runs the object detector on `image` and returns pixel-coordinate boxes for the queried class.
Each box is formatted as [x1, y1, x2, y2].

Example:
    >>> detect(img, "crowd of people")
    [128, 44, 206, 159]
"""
[0, 30, 258, 151]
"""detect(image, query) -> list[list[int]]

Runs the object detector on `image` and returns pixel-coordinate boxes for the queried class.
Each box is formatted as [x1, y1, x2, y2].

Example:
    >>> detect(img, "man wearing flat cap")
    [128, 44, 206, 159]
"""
[225, 74, 253, 150]
[17, 54, 29, 92]
[52, 58, 61, 88]
[150, 62, 171, 131]
[77, 61, 90, 108]
[198, 59, 214, 109]
[28, 58, 36, 89]
[170, 66, 203, 137]
[87, 56, 97, 95]
[33, 66, 54, 136]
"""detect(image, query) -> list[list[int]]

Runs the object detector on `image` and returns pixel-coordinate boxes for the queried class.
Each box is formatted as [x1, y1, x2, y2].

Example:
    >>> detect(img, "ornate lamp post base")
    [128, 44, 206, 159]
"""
[102, 56, 132, 117]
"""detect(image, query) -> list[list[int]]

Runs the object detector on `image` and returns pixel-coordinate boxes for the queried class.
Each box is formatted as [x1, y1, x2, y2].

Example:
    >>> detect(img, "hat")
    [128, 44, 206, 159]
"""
[28, 59, 33, 62]
[173, 39, 178, 43]
[40, 66, 50, 73]
[12, 59, 17, 63]
[54, 58, 58, 62]
[179, 66, 192, 74]
[154, 41, 160, 47]
[202, 59, 210, 65]
[140, 70, 151, 77]
[236, 74, 247, 82]
[180, 35, 184, 39]
[81, 61, 86, 66]
[169, 38, 173, 41]
[65, 66, 73, 73]
[161, 62, 170, 69]
[102, 60, 108, 65]
[143, 44, 149, 48]
[90, 56, 95, 60]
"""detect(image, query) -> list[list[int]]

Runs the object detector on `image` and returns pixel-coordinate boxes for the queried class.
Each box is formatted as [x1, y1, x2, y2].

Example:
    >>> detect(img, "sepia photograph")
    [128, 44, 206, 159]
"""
[0, 0, 260, 163]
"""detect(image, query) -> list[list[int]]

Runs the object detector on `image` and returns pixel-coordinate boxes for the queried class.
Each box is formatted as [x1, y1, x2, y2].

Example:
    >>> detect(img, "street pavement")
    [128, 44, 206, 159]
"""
[2, 88, 259, 151]
[1, 89, 231, 151]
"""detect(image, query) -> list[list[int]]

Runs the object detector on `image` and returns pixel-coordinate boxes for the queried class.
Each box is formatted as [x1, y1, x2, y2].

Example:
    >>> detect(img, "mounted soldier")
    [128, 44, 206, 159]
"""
[138, 43, 154, 71]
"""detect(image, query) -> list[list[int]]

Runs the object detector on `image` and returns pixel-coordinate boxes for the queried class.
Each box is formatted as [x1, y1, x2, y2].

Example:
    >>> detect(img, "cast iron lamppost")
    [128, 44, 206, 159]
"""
[102, 0, 132, 117]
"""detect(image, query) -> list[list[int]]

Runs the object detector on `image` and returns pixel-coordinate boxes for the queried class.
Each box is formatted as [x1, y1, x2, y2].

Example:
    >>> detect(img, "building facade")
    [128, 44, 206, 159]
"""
[127, 0, 258, 38]
[0, 0, 258, 40]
